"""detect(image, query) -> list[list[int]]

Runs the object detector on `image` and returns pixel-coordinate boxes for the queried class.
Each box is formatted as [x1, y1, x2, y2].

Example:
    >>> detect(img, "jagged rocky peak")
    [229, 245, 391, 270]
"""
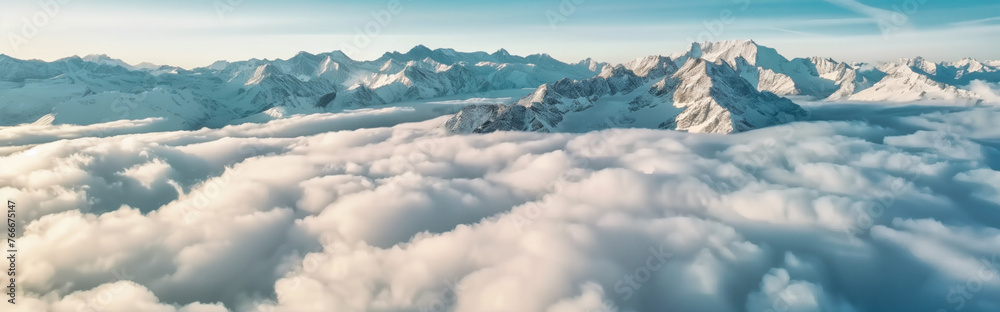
[79, 54, 144, 70]
[81, 54, 116, 62]
[445, 54, 808, 135]
[668, 58, 807, 133]
[626, 55, 677, 77]
[207, 60, 230, 70]
[289, 51, 322, 62]
[952, 57, 984, 69]
[408, 44, 434, 56]
[678, 39, 784, 68]
[246, 63, 281, 85]
[324, 50, 351, 60]
[900, 56, 939, 75]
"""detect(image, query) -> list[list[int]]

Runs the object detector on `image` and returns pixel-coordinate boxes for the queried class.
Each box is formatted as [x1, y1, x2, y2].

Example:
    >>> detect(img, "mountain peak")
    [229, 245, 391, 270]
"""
[293, 51, 316, 58]
[708, 39, 756, 46]
[321, 50, 352, 62]
[493, 48, 511, 57]
[79, 54, 139, 70]
[954, 57, 983, 66]
[407, 44, 433, 55]
[665, 56, 807, 133]
[686, 39, 788, 70]
[82, 53, 114, 60]
[694, 40, 759, 53]
[445, 47, 806, 135]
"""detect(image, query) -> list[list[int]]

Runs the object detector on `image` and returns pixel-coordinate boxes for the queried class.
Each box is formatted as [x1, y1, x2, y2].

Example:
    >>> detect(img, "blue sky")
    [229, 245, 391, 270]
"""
[1, 0, 997, 68]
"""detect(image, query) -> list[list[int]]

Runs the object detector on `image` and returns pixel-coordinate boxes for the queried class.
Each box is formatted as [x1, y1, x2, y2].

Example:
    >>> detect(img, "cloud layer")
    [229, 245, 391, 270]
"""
[4, 102, 1000, 312]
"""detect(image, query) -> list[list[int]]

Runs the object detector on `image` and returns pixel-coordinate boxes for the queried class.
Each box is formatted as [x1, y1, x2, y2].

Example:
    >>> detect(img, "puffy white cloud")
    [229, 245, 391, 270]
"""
[4, 103, 1000, 312]
[967, 80, 1000, 105]
[13, 281, 228, 312]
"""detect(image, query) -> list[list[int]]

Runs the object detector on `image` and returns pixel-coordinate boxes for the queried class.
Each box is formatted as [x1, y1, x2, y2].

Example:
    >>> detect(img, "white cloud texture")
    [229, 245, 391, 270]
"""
[967, 80, 1000, 105]
[3, 102, 1000, 312]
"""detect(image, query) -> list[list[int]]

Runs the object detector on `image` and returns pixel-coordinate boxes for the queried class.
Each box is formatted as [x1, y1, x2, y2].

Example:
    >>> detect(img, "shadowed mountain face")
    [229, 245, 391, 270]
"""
[446, 50, 809, 134]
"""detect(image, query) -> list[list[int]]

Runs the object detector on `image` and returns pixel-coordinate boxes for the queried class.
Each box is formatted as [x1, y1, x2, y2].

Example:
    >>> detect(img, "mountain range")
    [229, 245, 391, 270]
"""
[447, 40, 998, 134]
[1, 40, 997, 133]
[0, 45, 605, 129]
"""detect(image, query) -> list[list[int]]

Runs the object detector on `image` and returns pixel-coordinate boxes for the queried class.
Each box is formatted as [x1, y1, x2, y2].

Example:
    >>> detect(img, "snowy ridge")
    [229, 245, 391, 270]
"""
[0, 47, 608, 127]
[667, 40, 998, 102]
[2, 41, 998, 129]
[852, 60, 982, 103]
[445, 56, 807, 134]
[445, 39, 1000, 134]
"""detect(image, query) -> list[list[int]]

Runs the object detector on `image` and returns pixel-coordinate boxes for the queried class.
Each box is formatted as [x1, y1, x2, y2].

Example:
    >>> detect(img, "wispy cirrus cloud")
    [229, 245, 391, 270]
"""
[951, 16, 1000, 27]
[821, 0, 897, 23]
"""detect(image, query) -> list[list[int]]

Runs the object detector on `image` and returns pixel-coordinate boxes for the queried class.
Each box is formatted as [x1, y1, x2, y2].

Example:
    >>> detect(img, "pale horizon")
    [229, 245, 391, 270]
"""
[2, 0, 998, 68]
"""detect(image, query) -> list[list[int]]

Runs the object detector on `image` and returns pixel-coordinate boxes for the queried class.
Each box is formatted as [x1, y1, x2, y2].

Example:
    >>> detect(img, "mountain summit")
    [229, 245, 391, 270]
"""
[445, 39, 999, 134]
[444, 56, 807, 134]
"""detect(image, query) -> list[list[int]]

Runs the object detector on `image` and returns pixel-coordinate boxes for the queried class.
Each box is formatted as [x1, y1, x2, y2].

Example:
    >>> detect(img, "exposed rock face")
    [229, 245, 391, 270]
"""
[445, 57, 807, 134]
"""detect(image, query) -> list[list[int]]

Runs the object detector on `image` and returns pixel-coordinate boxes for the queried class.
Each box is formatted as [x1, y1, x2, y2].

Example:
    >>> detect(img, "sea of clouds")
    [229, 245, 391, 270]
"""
[2, 98, 1000, 312]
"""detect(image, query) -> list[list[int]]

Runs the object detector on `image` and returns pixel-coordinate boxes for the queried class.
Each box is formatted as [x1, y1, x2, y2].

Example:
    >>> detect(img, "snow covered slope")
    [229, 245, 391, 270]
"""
[666, 40, 999, 103]
[444, 57, 807, 134]
[851, 59, 983, 103]
[0, 47, 607, 128]
[897, 57, 1000, 85]
[2, 41, 997, 130]
[670, 40, 882, 99]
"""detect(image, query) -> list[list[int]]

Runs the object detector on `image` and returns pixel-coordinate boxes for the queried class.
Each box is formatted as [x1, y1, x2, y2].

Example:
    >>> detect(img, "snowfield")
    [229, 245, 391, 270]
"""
[3, 96, 1000, 312]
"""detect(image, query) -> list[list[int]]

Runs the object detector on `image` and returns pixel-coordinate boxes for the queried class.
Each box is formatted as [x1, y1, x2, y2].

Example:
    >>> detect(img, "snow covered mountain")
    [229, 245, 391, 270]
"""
[849, 58, 983, 103]
[445, 40, 1000, 134]
[667, 40, 886, 100]
[80, 54, 168, 72]
[0, 47, 607, 127]
[444, 57, 808, 134]
[2, 41, 997, 131]
[661, 40, 1000, 103]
